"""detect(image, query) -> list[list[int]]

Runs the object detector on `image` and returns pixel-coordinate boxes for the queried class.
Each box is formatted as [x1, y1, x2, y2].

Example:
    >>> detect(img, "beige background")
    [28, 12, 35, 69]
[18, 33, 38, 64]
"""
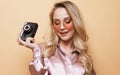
[0, 0, 120, 75]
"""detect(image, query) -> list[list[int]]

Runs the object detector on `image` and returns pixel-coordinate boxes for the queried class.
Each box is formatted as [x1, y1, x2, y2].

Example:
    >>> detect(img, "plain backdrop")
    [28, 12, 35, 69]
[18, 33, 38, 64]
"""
[0, 0, 120, 75]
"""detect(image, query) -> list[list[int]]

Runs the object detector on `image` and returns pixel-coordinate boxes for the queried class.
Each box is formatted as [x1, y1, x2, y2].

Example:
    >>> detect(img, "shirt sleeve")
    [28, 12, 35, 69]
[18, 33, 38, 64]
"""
[29, 47, 48, 75]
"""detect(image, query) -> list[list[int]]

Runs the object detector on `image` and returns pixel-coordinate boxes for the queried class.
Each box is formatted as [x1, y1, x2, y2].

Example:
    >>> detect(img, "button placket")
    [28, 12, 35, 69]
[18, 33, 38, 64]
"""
[65, 56, 73, 74]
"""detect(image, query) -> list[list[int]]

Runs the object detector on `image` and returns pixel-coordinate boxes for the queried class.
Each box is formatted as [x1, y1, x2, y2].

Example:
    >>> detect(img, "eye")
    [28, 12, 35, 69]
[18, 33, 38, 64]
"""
[65, 18, 72, 24]
[53, 20, 60, 25]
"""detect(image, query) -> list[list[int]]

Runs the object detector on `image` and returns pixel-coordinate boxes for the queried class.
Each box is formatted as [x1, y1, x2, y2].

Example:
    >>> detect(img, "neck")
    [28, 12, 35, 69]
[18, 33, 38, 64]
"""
[59, 40, 74, 55]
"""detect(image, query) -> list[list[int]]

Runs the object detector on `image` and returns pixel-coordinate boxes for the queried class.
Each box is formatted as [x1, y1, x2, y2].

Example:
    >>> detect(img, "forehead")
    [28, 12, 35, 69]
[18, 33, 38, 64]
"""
[53, 7, 70, 19]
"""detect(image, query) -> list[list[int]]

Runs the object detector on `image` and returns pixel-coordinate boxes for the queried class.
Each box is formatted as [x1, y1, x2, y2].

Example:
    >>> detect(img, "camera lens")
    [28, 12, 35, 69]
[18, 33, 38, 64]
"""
[24, 25, 31, 31]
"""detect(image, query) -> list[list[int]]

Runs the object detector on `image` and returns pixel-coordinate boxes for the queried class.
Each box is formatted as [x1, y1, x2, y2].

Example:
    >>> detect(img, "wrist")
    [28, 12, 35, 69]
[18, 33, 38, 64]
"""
[32, 43, 39, 49]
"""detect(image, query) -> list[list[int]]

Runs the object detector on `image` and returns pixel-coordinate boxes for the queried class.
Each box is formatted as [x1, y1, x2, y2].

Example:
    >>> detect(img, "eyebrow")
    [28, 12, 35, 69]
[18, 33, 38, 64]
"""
[53, 17, 71, 21]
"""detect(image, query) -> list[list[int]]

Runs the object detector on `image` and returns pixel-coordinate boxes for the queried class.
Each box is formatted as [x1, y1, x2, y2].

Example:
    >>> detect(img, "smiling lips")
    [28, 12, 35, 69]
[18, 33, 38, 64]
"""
[60, 31, 69, 35]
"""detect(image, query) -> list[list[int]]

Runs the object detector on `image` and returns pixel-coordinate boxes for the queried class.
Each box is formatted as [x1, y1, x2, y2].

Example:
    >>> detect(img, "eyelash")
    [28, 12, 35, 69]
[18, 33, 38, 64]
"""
[65, 19, 71, 24]
[53, 19, 72, 25]
[54, 21, 60, 25]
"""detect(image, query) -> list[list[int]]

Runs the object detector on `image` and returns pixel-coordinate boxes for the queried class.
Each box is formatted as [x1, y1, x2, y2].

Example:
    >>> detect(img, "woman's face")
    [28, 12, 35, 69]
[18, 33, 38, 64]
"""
[52, 7, 75, 42]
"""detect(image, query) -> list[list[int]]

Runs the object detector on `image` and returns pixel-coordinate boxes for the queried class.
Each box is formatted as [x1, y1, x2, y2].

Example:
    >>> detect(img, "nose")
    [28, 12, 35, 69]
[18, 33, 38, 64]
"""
[60, 22, 65, 30]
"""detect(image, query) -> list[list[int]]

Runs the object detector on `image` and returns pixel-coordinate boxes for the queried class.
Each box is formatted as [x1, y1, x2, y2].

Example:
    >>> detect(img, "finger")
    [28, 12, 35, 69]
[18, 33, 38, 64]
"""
[18, 35, 25, 45]
[26, 37, 35, 43]
[17, 33, 23, 45]
[25, 37, 34, 48]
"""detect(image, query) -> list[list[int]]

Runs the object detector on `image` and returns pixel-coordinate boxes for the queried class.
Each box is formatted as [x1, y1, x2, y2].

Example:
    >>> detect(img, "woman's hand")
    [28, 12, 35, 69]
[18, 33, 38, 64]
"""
[18, 35, 39, 49]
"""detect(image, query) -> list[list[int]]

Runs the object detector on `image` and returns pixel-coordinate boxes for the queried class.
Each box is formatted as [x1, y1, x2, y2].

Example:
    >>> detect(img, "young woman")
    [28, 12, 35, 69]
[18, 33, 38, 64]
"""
[18, 1, 96, 75]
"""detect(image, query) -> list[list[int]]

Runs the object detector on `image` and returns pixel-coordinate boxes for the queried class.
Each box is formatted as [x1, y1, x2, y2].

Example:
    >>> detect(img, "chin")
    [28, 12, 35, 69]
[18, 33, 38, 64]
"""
[60, 37, 72, 42]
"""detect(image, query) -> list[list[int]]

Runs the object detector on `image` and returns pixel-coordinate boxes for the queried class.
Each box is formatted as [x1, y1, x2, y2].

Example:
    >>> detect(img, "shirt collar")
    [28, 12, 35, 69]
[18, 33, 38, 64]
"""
[57, 45, 80, 56]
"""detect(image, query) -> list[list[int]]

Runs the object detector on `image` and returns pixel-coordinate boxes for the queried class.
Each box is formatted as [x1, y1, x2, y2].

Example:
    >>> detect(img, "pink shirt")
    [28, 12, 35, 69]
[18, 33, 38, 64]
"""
[29, 45, 85, 75]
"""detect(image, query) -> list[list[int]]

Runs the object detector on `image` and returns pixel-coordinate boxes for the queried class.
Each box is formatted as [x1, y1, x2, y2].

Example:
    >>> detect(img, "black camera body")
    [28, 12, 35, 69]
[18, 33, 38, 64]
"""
[20, 22, 38, 41]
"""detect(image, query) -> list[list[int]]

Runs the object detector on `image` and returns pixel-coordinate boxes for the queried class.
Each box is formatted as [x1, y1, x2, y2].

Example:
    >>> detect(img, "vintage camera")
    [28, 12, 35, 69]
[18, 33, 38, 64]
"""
[20, 22, 38, 41]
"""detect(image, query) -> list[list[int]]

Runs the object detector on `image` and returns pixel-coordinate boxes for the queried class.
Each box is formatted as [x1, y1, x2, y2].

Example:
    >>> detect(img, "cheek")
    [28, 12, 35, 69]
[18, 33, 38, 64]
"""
[53, 25, 60, 31]
[65, 23, 74, 30]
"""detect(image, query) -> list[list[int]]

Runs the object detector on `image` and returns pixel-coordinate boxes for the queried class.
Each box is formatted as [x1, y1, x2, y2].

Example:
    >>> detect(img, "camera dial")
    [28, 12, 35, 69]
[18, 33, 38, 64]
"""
[23, 25, 32, 32]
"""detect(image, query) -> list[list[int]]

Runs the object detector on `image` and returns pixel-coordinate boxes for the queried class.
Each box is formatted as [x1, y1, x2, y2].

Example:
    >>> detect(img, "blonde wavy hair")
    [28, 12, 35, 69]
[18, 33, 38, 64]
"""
[43, 1, 95, 75]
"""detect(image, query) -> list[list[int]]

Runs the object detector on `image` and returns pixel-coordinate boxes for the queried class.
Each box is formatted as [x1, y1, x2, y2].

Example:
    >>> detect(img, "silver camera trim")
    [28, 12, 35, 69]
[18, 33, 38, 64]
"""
[23, 25, 31, 31]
